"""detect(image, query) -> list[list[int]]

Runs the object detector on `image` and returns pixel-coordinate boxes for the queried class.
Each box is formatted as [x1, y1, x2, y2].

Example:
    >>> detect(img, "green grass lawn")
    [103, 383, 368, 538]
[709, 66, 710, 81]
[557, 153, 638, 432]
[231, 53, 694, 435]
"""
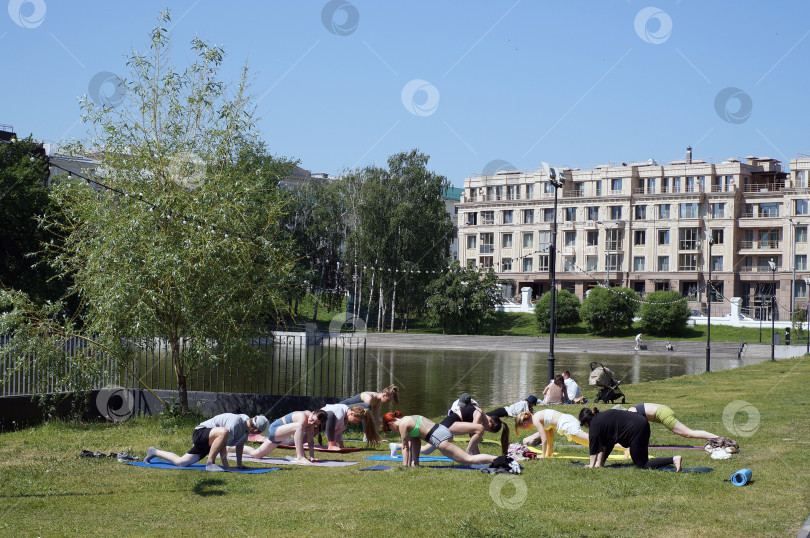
[1, 357, 808, 536]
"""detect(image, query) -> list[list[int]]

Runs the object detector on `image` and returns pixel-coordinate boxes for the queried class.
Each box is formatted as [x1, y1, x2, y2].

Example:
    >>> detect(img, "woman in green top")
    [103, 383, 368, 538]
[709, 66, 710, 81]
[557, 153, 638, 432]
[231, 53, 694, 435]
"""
[381, 411, 496, 467]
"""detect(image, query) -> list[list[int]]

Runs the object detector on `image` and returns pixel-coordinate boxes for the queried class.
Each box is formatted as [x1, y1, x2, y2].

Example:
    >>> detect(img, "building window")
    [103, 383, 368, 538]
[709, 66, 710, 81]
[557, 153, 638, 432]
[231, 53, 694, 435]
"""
[634, 256, 645, 271]
[659, 204, 670, 219]
[681, 281, 698, 299]
[538, 231, 550, 251]
[480, 256, 494, 269]
[796, 200, 809, 215]
[795, 279, 807, 298]
[564, 257, 576, 271]
[686, 176, 695, 192]
[797, 226, 808, 243]
[466, 212, 477, 226]
[655, 281, 670, 291]
[658, 229, 670, 245]
[759, 203, 780, 218]
[595, 181, 602, 196]
[479, 233, 494, 253]
[679, 228, 698, 250]
[678, 255, 698, 271]
[587, 230, 599, 246]
[507, 185, 518, 200]
[658, 256, 669, 271]
[606, 229, 622, 251]
[711, 229, 724, 244]
[679, 203, 698, 219]
[711, 255, 723, 271]
[725, 175, 733, 191]
[543, 208, 554, 222]
[634, 205, 646, 220]
[610, 206, 622, 220]
[523, 233, 534, 249]
[502, 233, 513, 248]
[523, 209, 534, 224]
[606, 253, 621, 272]
[525, 184, 534, 199]
[672, 177, 681, 192]
[586, 256, 598, 271]
[481, 211, 494, 225]
[502, 210, 513, 224]
[564, 207, 576, 221]
[634, 230, 646, 245]
[711, 203, 725, 218]
[797, 171, 807, 188]
[610, 178, 622, 193]
[523, 257, 533, 272]
[502, 258, 512, 272]
[564, 231, 576, 247]
[466, 235, 477, 249]
[587, 206, 599, 221]
[647, 177, 656, 194]
[796, 254, 808, 271]
[537, 255, 549, 272]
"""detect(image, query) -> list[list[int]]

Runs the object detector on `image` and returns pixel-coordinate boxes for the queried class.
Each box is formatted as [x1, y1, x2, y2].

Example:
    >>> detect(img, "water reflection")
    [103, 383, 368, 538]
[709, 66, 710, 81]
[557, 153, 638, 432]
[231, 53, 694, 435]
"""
[364, 348, 764, 418]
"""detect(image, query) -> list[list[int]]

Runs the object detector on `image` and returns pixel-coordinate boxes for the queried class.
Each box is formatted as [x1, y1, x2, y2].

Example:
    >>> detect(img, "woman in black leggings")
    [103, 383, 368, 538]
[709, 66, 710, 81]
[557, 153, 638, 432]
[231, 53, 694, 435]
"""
[578, 407, 682, 471]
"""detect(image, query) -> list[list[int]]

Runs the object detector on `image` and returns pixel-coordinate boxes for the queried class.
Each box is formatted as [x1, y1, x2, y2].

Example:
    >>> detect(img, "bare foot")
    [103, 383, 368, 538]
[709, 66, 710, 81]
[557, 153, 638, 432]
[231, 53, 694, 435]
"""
[297, 457, 315, 465]
[673, 455, 683, 472]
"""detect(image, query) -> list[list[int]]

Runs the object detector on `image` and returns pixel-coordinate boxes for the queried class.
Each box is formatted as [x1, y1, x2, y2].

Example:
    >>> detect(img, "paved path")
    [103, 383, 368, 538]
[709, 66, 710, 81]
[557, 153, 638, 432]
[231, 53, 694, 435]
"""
[358, 332, 805, 361]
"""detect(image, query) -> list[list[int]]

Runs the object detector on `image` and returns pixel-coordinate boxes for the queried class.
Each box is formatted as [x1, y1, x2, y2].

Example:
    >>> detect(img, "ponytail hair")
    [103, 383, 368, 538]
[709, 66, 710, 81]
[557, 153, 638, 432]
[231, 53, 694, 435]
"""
[514, 411, 533, 436]
[487, 416, 510, 455]
[382, 385, 399, 404]
[382, 410, 404, 433]
[578, 407, 600, 427]
[349, 405, 381, 446]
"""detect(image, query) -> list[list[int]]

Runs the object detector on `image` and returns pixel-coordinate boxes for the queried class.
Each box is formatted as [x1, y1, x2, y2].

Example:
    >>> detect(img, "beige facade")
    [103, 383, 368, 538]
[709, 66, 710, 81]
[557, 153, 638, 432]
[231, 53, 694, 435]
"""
[457, 149, 810, 322]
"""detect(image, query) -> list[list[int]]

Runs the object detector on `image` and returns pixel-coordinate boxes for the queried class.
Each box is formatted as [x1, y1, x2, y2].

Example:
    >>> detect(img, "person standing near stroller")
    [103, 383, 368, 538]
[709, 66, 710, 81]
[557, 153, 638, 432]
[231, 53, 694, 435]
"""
[579, 407, 682, 471]
[634, 333, 643, 350]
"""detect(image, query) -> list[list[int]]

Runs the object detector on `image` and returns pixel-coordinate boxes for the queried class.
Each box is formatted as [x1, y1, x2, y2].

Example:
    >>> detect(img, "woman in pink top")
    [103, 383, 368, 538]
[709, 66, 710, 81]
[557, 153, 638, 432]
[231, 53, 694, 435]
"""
[542, 374, 569, 404]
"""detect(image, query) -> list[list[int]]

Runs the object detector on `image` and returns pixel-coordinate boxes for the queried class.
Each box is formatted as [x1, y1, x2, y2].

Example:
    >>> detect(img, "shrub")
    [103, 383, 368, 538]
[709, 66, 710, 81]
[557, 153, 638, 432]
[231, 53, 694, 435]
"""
[580, 286, 639, 335]
[535, 289, 581, 333]
[639, 290, 690, 336]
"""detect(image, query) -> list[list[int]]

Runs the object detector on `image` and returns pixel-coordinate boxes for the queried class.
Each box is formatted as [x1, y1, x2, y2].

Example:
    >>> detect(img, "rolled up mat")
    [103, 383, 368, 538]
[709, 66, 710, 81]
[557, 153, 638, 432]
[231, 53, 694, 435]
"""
[730, 468, 752, 486]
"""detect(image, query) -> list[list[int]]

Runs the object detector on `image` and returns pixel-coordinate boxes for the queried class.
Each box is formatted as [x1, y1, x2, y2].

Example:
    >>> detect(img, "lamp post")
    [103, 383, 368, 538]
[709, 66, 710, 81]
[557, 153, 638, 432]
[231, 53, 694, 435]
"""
[805, 277, 810, 355]
[598, 221, 618, 287]
[543, 162, 565, 384]
[705, 230, 713, 372]
[789, 218, 798, 316]
[768, 258, 776, 361]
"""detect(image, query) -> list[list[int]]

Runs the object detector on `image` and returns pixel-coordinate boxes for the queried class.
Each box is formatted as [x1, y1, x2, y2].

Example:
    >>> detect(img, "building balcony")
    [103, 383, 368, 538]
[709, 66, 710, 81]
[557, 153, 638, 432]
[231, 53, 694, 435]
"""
[739, 240, 780, 250]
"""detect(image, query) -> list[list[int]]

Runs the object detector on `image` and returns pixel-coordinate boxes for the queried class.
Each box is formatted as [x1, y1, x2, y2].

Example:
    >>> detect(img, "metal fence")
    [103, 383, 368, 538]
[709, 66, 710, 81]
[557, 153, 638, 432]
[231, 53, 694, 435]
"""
[0, 334, 366, 399]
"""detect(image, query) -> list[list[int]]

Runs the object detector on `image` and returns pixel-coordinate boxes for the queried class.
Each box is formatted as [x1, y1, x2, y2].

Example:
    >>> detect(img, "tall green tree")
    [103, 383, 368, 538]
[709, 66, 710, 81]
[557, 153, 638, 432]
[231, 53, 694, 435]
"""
[0, 138, 69, 305]
[424, 261, 502, 334]
[639, 290, 690, 336]
[534, 289, 581, 333]
[580, 286, 639, 336]
[1, 11, 294, 412]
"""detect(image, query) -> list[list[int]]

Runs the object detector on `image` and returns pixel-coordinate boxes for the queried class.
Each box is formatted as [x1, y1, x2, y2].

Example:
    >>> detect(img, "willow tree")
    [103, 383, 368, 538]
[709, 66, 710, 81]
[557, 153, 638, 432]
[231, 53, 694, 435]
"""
[2, 11, 294, 412]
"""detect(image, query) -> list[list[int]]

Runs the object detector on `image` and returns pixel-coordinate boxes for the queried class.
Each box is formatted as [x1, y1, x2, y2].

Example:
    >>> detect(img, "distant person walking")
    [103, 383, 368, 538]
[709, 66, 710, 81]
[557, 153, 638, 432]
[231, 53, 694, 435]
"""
[634, 333, 643, 351]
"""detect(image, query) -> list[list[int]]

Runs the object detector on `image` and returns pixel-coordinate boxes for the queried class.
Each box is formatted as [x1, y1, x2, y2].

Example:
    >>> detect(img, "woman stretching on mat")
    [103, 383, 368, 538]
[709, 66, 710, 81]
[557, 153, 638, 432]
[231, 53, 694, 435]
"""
[579, 407, 682, 471]
[339, 385, 399, 433]
[321, 403, 382, 449]
[382, 411, 497, 467]
[233, 410, 328, 465]
[627, 403, 719, 440]
[514, 409, 627, 459]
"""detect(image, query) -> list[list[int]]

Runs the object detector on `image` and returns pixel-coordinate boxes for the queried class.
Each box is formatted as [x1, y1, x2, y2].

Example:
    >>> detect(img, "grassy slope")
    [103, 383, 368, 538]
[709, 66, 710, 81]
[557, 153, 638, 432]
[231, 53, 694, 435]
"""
[1, 357, 807, 537]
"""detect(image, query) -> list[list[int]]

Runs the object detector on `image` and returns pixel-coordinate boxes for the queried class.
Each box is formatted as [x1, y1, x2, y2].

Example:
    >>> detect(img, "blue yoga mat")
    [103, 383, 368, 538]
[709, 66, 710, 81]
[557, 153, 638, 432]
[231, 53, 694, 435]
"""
[569, 462, 712, 473]
[359, 463, 486, 471]
[731, 468, 752, 486]
[365, 454, 453, 462]
[126, 460, 280, 473]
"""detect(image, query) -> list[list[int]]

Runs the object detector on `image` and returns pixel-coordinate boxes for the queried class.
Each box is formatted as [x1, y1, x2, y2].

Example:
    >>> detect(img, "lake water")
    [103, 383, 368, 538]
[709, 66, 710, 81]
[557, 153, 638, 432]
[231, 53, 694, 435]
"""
[362, 347, 765, 418]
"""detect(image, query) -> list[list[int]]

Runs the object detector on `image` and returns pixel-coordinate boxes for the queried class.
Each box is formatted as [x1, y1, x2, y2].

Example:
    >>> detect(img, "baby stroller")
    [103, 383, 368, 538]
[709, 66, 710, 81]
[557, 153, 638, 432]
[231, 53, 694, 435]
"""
[588, 361, 626, 404]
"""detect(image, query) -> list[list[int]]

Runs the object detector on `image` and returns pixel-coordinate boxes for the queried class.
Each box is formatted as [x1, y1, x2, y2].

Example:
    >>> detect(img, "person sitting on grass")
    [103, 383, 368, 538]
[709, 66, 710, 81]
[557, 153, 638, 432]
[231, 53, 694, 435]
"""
[541, 375, 569, 404]
[232, 409, 328, 465]
[339, 385, 399, 434]
[381, 411, 497, 467]
[627, 403, 720, 440]
[515, 408, 628, 459]
[579, 407, 682, 471]
[320, 403, 382, 449]
[144, 413, 269, 472]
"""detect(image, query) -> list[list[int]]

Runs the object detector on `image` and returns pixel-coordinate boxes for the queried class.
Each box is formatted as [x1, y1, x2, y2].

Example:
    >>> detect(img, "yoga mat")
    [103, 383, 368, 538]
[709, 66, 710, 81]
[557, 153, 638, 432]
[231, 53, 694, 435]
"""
[526, 446, 625, 460]
[359, 463, 487, 471]
[649, 445, 704, 450]
[731, 468, 752, 486]
[227, 454, 358, 467]
[569, 462, 713, 473]
[126, 459, 280, 473]
[365, 454, 453, 462]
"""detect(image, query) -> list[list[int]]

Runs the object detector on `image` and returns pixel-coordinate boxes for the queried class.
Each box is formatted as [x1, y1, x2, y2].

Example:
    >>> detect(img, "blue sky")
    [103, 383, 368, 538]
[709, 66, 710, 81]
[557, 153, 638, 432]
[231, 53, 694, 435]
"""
[2, 1, 809, 187]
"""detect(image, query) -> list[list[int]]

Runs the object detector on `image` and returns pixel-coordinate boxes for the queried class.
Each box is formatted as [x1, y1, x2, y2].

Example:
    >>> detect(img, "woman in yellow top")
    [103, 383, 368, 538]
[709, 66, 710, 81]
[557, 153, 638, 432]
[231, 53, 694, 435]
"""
[382, 411, 496, 467]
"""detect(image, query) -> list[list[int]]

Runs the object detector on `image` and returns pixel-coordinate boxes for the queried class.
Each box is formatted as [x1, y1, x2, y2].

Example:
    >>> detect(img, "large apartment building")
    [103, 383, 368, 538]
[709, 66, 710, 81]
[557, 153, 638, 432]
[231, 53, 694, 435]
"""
[457, 148, 810, 320]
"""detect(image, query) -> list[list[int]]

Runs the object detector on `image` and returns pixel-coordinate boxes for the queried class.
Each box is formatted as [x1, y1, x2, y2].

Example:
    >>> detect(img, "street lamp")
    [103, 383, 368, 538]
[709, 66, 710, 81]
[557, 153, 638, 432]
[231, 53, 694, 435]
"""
[805, 277, 810, 355]
[705, 230, 713, 372]
[768, 258, 776, 362]
[542, 162, 565, 384]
